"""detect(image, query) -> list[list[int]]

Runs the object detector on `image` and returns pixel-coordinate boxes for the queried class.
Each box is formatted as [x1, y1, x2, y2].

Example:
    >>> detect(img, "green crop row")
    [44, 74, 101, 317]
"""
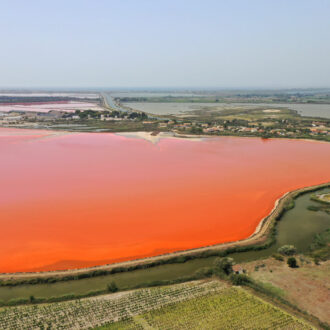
[99, 287, 312, 330]
[0, 280, 224, 329]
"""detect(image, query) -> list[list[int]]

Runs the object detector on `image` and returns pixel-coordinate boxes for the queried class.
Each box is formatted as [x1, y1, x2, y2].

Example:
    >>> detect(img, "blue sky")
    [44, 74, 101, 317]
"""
[0, 0, 330, 88]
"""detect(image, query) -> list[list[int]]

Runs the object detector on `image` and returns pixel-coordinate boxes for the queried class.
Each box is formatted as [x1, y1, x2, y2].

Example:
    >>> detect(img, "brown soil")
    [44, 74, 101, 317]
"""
[244, 257, 330, 324]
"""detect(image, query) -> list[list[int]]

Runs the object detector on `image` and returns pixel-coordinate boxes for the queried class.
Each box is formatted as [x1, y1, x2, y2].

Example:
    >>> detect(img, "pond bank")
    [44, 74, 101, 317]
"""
[0, 184, 329, 304]
[1, 182, 328, 281]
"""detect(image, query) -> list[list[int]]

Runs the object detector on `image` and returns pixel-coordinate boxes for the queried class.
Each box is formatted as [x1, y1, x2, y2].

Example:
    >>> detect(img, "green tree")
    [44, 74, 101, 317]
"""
[213, 257, 234, 275]
[229, 274, 250, 286]
[190, 126, 203, 134]
[287, 257, 297, 268]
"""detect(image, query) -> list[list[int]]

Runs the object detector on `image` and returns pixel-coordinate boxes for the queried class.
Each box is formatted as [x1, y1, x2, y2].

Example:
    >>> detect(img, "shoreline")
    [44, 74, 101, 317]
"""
[1, 181, 329, 280]
[0, 125, 329, 144]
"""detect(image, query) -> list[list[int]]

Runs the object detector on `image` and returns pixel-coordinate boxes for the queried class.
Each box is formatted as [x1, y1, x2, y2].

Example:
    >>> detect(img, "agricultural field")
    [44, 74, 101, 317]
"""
[0, 281, 224, 329]
[0, 280, 313, 329]
[98, 286, 312, 329]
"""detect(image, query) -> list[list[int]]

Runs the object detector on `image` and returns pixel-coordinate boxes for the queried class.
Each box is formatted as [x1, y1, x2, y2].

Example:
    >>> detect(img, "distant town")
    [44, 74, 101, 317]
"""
[0, 90, 329, 142]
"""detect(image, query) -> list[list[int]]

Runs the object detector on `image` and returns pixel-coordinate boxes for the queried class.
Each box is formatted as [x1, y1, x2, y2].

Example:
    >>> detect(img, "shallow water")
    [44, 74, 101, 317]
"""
[123, 102, 220, 114]
[0, 101, 103, 113]
[0, 128, 329, 272]
[230, 187, 330, 262]
[125, 101, 330, 118]
[234, 102, 330, 119]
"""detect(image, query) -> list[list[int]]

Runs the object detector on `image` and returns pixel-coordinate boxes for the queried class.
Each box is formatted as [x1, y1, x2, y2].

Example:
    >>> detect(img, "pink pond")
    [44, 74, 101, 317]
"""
[0, 128, 329, 273]
[0, 101, 103, 113]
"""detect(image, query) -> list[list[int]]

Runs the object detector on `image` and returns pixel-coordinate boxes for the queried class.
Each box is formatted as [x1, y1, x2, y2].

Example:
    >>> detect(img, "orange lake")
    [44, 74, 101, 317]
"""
[0, 128, 329, 273]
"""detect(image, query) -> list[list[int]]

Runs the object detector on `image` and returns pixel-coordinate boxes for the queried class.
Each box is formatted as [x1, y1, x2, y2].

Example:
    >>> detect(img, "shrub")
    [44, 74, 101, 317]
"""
[172, 256, 187, 263]
[194, 267, 213, 278]
[213, 257, 234, 275]
[272, 253, 284, 261]
[254, 264, 266, 271]
[229, 274, 251, 286]
[287, 257, 297, 268]
[284, 199, 295, 211]
[307, 205, 319, 211]
[107, 281, 118, 293]
[7, 298, 29, 306]
[278, 245, 297, 256]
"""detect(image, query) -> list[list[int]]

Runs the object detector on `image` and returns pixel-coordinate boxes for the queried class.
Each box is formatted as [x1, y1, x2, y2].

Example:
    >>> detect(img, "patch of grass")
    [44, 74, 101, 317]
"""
[251, 280, 286, 298]
[309, 228, 330, 262]
[307, 205, 320, 211]
[272, 253, 284, 261]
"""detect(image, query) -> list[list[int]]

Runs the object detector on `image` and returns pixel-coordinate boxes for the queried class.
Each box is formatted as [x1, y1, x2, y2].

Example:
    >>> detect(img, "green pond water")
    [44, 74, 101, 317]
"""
[0, 188, 329, 303]
[230, 187, 330, 262]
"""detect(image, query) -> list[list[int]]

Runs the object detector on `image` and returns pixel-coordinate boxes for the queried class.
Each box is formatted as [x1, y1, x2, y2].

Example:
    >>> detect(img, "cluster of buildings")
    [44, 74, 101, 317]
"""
[0, 112, 23, 124]
[0, 111, 65, 125]
[1, 109, 329, 139]
[0, 110, 146, 125]
[156, 118, 329, 138]
[308, 122, 329, 135]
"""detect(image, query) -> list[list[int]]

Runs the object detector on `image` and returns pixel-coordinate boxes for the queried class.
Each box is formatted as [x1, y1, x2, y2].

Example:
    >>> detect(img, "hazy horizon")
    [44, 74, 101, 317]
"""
[1, 0, 330, 89]
[2, 87, 330, 92]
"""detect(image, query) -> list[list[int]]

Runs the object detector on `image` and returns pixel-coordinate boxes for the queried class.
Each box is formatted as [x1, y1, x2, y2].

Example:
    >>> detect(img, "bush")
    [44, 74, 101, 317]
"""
[194, 267, 213, 278]
[272, 253, 284, 261]
[107, 281, 118, 293]
[213, 257, 234, 275]
[7, 298, 29, 306]
[278, 245, 297, 256]
[254, 264, 266, 271]
[287, 257, 297, 268]
[307, 205, 319, 211]
[229, 274, 251, 286]
[284, 199, 295, 211]
[48, 294, 75, 302]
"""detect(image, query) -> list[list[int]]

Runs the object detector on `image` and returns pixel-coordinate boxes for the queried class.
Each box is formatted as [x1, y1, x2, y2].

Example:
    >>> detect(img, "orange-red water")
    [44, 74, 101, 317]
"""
[0, 128, 329, 273]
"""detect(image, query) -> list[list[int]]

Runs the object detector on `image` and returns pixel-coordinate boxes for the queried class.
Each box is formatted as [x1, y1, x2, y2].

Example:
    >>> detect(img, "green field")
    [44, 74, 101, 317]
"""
[0, 280, 312, 329]
[98, 286, 312, 329]
[0, 281, 223, 329]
